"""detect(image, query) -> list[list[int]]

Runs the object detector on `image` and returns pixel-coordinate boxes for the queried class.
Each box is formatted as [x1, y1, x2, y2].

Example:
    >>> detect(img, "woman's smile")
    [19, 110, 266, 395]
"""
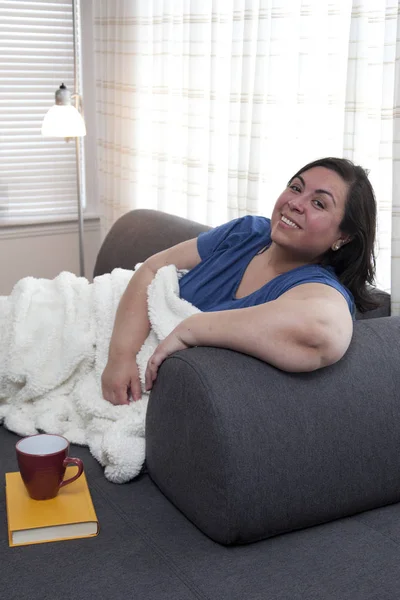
[280, 214, 300, 229]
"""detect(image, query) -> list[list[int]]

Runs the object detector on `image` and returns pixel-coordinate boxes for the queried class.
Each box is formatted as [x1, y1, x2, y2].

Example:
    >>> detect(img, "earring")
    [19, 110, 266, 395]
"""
[332, 241, 342, 251]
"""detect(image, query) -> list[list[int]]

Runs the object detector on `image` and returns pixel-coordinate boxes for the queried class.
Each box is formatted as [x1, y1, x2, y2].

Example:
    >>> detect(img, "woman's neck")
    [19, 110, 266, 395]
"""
[262, 242, 313, 274]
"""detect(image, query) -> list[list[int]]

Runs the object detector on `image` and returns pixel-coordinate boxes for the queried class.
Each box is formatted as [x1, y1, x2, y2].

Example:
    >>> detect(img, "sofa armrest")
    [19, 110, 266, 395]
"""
[146, 316, 400, 545]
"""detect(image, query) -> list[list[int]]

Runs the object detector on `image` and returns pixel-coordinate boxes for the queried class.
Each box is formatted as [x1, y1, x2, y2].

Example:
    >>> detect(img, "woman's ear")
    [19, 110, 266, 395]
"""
[340, 235, 353, 247]
[331, 235, 353, 251]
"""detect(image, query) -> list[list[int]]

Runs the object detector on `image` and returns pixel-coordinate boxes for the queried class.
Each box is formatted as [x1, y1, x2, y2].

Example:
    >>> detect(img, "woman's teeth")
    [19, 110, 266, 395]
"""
[281, 215, 299, 228]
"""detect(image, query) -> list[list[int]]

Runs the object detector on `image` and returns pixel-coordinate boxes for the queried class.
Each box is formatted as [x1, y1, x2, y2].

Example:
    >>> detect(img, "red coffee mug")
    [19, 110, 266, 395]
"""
[16, 433, 84, 500]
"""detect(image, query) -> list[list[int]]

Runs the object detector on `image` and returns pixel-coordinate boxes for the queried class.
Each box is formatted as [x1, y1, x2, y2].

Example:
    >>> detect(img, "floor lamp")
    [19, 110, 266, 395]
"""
[41, 0, 86, 277]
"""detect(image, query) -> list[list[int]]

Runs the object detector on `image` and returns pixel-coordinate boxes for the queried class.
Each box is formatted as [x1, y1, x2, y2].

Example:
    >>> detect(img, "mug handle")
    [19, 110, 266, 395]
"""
[60, 457, 84, 488]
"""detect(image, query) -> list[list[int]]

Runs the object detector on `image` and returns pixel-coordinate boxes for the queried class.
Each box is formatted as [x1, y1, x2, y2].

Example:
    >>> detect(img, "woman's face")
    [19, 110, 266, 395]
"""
[270, 166, 349, 261]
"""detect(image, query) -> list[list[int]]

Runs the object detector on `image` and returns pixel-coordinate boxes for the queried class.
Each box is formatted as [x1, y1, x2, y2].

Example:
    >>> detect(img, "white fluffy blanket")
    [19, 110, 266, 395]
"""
[0, 266, 199, 483]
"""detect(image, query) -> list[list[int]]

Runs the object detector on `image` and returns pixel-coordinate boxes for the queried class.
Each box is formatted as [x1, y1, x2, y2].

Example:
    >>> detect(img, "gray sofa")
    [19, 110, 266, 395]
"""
[1, 208, 400, 600]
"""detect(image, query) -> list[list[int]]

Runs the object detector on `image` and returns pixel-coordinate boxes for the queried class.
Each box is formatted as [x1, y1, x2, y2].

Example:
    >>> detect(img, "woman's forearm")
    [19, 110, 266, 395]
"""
[108, 237, 201, 361]
[107, 263, 154, 360]
[104, 237, 202, 404]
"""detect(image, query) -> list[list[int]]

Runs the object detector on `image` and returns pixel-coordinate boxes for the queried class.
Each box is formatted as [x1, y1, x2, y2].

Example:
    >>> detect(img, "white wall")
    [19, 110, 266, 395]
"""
[0, 219, 100, 295]
[0, 0, 101, 296]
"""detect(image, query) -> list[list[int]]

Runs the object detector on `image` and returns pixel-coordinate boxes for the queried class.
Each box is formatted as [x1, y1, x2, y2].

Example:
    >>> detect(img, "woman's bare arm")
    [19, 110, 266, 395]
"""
[102, 238, 201, 405]
[145, 283, 353, 389]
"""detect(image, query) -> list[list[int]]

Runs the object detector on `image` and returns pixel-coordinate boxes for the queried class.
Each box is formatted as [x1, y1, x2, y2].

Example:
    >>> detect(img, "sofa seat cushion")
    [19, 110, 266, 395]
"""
[146, 316, 400, 545]
[4, 426, 400, 599]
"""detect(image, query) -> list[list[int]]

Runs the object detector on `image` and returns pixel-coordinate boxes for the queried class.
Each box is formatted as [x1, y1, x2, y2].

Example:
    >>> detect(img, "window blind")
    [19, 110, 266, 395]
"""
[0, 0, 82, 224]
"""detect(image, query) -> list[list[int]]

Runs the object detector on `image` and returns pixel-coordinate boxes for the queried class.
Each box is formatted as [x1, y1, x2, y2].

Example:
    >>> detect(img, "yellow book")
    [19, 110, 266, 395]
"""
[5, 467, 99, 547]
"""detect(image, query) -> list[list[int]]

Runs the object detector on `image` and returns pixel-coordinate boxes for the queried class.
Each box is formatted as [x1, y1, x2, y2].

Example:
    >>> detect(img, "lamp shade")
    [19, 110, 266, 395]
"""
[41, 104, 86, 137]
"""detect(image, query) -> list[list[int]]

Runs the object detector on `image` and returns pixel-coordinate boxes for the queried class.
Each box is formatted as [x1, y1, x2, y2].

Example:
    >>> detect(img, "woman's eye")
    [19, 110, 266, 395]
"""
[290, 184, 301, 192]
[313, 199, 324, 209]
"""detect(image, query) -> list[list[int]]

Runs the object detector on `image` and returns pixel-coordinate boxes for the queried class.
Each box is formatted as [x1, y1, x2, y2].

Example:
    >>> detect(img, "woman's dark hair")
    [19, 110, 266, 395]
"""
[289, 157, 378, 313]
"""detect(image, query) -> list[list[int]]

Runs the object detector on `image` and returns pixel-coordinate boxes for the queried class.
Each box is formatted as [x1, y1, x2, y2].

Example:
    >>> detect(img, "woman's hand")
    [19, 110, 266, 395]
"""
[102, 355, 142, 405]
[145, 329, 193, 392]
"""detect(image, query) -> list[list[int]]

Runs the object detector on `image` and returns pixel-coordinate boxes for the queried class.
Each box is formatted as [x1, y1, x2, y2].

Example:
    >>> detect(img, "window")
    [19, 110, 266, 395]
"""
[0, 0, 84, 224]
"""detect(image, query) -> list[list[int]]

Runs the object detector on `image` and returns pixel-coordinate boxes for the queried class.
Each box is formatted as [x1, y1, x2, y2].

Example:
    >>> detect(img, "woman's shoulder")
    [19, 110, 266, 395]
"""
[197, 215, 270, 260]
[287, 263, 348, 289]
[218, 215, 270, 242]
[284, 264, 355, 315]
[234, 214, 270, 232]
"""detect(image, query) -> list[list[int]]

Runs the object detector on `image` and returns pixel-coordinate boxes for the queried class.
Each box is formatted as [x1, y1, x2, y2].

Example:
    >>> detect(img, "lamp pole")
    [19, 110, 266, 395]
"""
[75, 134, 85, 278]
[72, 0, 85, 278]
[41, 2, 86, 279]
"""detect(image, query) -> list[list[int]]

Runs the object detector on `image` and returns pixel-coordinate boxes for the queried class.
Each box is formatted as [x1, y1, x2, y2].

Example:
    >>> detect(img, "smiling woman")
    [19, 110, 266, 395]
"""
[284, 157, 377, 312]
[101, 157, 379, 405]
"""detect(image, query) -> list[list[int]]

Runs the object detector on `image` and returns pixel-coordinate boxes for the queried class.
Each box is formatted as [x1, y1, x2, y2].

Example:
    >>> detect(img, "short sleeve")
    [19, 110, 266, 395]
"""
[197, 215, 269, 261]
[276, 268, 356, 318]
[197, 217, 244, 260]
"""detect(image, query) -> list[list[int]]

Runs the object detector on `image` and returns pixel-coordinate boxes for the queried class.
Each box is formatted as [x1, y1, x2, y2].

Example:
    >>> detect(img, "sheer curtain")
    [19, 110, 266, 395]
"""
[93, 0, 400, 311]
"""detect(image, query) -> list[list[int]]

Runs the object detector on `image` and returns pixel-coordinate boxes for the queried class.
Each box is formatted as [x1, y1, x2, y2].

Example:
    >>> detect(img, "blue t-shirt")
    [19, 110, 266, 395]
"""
[179, 215, 355, 316]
